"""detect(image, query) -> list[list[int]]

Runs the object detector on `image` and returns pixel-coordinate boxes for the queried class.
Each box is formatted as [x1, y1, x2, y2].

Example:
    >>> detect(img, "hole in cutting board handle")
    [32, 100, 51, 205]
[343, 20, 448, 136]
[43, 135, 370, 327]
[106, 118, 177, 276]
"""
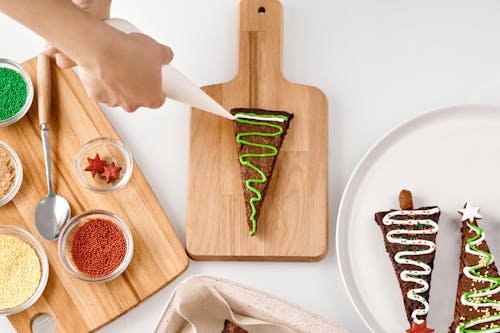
[258, 6, 266, 14]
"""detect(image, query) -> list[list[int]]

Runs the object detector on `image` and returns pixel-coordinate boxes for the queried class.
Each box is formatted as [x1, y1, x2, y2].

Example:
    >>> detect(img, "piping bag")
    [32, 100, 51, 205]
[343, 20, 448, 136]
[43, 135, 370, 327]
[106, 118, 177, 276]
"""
[103, 18, 284, 123]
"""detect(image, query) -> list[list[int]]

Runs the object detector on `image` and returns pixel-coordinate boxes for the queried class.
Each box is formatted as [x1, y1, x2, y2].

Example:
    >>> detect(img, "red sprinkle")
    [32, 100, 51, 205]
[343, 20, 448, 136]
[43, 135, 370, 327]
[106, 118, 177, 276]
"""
[84, 154, 108, 177]
[100, 162, 122, 184]
[70, 218, 127, 278]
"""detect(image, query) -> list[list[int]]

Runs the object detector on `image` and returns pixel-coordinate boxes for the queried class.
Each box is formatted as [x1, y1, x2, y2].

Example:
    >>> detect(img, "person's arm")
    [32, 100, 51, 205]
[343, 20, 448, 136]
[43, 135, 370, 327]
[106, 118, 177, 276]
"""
[45, 0, 113, 69]
[0, 0, 173, 112]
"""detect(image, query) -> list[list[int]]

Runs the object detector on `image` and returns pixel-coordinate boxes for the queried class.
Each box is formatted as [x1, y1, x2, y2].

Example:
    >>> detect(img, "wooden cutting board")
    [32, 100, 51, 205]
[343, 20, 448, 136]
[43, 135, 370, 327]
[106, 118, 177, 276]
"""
[1, 58, 188, 333]
[186, 0, 328, 261]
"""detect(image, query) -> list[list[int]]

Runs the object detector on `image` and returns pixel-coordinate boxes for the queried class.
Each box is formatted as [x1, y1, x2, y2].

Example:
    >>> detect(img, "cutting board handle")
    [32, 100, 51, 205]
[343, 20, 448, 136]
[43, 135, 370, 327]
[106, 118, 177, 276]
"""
[236, 0, 285, 82]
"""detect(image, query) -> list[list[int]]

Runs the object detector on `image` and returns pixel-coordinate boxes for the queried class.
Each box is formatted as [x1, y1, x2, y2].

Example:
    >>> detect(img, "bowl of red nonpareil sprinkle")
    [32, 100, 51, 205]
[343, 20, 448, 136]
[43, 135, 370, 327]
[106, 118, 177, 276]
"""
[74, 137, 133, 193]
[58, 210, 133, 283]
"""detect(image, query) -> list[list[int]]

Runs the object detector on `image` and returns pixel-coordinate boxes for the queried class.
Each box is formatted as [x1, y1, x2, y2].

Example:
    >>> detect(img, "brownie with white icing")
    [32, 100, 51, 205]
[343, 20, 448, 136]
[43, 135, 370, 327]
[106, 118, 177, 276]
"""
[374, 190, 440, 332]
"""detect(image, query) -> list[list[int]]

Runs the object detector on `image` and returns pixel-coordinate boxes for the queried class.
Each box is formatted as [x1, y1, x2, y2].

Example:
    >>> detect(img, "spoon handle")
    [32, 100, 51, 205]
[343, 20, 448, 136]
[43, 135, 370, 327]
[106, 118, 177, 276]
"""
[37, 54, 51, 127]
[37, 54, 54, 196]
[41, 130, 54, 196]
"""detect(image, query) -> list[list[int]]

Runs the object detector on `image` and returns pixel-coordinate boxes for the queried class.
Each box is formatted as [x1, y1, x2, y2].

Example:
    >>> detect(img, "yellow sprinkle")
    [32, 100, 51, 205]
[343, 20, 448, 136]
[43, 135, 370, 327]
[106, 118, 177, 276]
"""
[0, 235, 41, 309]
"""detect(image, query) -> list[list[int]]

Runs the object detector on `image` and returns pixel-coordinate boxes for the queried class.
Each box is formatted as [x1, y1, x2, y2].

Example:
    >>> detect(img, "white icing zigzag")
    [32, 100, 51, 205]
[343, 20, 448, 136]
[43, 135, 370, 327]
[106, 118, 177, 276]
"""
[382, 208, 440, 324]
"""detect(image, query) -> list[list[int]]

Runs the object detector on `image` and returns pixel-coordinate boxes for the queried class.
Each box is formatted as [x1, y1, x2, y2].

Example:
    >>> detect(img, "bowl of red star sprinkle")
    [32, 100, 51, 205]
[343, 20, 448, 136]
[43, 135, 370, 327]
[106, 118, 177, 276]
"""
[74, 137, 133, 193]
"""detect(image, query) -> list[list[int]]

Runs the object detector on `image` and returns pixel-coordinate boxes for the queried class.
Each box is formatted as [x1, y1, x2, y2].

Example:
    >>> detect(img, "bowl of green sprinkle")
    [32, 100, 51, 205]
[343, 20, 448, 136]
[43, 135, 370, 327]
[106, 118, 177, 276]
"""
[0, 59, 34, 127]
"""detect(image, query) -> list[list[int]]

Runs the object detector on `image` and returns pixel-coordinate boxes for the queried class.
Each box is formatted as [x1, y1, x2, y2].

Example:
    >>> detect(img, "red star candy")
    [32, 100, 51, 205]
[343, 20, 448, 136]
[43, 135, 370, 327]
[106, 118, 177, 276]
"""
[84, 154, 107, 177]
[406, 321, 434, 333]
[100, 162, 122, 183]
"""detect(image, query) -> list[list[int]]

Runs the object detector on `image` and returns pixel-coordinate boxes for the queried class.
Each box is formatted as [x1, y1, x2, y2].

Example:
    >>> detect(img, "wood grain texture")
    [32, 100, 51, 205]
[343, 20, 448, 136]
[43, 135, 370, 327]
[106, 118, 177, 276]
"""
[186, 0, 328, 261]
[2, 58, 188, 333]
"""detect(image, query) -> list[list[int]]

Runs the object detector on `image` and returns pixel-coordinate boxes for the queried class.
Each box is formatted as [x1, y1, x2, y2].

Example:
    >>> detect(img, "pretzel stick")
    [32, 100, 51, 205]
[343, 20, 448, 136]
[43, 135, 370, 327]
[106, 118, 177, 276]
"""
[399, 189, 414, 210]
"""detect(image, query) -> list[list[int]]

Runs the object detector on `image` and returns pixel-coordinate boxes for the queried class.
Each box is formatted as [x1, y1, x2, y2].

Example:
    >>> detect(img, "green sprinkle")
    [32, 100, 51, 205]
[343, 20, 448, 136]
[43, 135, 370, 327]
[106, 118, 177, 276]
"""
[0, 68, 27, 121]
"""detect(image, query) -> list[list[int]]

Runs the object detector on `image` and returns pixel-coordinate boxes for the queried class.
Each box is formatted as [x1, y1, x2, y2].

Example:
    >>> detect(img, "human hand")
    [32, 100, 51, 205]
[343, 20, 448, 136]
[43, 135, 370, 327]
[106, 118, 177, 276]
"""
[42, 0, 172, 111]
[44, 0, 111, 68]
[78, 30, 173, 112]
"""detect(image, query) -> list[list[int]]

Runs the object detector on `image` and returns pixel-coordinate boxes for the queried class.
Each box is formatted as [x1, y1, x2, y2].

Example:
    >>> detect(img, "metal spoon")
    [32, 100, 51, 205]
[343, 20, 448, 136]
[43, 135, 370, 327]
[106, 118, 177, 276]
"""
[34, 54, 71, 241]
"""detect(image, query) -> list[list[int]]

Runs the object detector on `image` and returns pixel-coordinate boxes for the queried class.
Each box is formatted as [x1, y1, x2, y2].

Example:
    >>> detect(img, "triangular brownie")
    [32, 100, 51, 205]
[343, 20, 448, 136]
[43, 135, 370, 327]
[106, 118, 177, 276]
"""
[231, 108, 294, 236]
[374, 190, 440, 332]
[449, 203, 500, 333]
[222, 320, 248, 333]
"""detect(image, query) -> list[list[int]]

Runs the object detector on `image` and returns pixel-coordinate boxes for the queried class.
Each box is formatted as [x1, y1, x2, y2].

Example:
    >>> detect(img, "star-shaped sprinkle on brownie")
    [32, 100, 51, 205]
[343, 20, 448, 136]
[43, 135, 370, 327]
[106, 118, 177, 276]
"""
[100, 162, 122, 183]
[84, 154, 107, 177]
[458, 202, 482, 223]
[406, 321, 434, 333]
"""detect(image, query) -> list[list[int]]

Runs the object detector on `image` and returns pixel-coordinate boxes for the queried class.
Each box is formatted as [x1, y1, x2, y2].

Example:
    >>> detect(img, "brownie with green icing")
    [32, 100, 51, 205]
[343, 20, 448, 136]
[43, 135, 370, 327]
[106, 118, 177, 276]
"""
[231, 108, 294, 236]
[222, 320, 248, 333]
[449, 216, 500, 332]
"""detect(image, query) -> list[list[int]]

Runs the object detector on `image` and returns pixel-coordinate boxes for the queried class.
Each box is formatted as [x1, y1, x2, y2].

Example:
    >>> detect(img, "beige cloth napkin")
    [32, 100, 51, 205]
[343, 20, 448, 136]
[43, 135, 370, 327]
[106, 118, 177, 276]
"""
[167, 278, 299, 333]
[156, 276, 347, 333]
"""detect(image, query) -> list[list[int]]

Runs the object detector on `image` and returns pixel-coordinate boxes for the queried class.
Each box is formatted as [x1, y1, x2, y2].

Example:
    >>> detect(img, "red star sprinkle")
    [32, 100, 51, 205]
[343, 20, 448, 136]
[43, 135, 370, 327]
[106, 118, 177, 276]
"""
[406, 321, 434, 333]
[84, 154, 107, 177]
[100, 162, 122, 184]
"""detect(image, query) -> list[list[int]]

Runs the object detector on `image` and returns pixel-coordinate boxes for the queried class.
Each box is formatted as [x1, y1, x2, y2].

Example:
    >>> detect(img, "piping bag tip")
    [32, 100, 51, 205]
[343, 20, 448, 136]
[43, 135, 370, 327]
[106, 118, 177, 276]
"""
[161, 65, 236, 120]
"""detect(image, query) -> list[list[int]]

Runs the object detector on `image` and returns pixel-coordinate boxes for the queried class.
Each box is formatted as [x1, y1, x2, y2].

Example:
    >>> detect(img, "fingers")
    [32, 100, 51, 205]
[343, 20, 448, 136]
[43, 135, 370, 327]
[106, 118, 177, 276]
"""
[104, 96, 165, 113]
[106, 101, 120, 108]
[160, 45, 174, 65]
[85, 88, 105, 105]
[84, 83, 160, 113]
[88, 91, 125, 110]
[43, 43, 59, 56]
[145, 97, 166, 109]
[55, 53, 77, 69]
[121, 103, 139, 113]
[86, 88, 120, 109]
[129, 33, 174, 65]
[44, 42, 77, 68]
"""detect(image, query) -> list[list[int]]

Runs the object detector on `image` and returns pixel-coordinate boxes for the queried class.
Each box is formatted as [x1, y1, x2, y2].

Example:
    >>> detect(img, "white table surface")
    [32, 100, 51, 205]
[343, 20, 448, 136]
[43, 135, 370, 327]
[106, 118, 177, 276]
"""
[3, 1, 500, 332]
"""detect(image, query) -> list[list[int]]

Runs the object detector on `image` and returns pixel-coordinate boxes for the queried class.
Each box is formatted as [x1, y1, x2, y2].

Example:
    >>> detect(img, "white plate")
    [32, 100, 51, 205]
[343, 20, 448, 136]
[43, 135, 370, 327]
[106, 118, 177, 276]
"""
[336, 105, 500, 333]
[154, 275, 348, 333]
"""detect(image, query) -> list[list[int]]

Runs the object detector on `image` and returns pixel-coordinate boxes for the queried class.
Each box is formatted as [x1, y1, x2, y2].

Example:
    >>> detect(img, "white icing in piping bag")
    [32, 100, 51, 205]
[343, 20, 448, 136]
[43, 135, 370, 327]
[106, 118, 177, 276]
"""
[105, 19, 285, 123]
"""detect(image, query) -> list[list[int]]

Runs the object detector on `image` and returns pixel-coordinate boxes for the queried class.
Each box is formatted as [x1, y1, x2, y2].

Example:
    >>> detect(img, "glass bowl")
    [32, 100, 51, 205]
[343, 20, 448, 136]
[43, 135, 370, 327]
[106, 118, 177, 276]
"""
[58, 210, 134, 283]
[74, 138, 133, 193]
[0, 226, 49, 315]
[0, 140, 23, 207]
[0, 58, 34, 127]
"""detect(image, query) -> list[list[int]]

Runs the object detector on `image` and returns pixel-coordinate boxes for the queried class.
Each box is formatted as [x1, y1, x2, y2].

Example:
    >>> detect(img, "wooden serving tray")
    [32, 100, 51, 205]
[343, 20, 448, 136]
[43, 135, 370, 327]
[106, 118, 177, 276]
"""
[1, 58, 188, 333]
[186, 0, 328, 261]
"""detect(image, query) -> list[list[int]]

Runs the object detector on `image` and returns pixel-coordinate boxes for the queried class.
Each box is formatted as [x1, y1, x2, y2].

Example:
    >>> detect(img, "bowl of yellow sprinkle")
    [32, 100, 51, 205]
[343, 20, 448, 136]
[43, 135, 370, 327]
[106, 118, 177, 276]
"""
[0, 226, 48, 315]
